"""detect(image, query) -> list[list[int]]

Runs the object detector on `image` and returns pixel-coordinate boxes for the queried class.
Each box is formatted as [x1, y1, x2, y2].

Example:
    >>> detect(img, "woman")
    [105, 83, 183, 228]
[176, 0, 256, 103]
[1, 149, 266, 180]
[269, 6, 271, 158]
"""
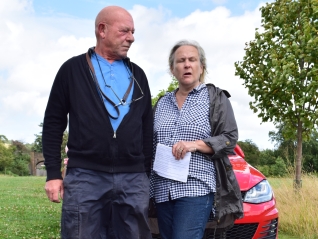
[150, 40, 243, 239]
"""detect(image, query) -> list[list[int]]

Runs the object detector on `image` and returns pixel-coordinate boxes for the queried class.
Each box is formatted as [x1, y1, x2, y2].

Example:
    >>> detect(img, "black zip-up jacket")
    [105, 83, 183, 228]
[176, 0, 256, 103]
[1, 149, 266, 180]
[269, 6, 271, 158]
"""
[203, 84, 243, 231]
[43, 51, 153, 181]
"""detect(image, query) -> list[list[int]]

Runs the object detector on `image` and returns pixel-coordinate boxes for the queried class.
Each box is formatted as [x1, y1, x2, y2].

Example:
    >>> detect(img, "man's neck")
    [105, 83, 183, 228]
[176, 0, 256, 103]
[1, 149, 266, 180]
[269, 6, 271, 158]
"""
[94, 46, 118, 63]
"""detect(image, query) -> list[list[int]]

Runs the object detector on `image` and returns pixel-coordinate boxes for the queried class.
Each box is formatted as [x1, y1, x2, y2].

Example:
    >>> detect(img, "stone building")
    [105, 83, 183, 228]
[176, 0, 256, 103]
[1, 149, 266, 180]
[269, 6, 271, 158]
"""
[29, 152, 46, 176]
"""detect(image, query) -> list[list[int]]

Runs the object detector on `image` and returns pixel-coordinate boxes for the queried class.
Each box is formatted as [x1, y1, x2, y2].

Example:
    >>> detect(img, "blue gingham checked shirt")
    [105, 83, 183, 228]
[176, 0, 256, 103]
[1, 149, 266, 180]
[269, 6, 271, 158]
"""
[150, 83, 216, 203]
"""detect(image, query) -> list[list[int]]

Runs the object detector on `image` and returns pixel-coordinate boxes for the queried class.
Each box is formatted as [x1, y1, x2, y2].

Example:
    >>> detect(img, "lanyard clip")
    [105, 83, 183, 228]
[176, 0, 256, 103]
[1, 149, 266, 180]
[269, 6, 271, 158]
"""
[120, 99, 126, 106]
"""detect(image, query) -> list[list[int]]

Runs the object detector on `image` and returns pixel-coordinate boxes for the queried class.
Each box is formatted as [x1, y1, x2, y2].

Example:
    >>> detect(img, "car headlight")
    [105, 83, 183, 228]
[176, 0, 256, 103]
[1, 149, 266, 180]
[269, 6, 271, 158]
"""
[244, 180, 273, 204]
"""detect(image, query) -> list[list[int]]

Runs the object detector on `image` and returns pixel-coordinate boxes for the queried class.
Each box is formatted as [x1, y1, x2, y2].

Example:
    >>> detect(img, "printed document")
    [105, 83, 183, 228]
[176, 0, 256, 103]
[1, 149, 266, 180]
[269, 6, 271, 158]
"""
[153, 143, 191, 182]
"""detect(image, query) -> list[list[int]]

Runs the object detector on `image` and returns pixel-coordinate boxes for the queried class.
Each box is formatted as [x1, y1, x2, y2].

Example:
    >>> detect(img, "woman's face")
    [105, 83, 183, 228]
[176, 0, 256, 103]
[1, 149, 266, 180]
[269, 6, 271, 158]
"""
[171, 45, 203, 87]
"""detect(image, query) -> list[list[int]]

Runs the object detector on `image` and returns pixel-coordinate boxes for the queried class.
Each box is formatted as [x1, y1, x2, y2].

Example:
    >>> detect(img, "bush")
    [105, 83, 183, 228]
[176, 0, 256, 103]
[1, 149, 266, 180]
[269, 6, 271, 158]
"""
[270, 157, 288, 177]
[0, 143, 14, 171]
[257, 157, 288, 177]
[10, 158, 30, 176]
[256, 165, 270, 177]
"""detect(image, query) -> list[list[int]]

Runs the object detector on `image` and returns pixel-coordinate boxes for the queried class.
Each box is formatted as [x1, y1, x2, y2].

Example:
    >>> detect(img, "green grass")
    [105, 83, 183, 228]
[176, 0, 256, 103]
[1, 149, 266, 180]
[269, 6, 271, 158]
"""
[279, 235, 299, 239]
[0, 175, 314, 238]
[0, 176, 61, 239]
[269, 176, 318, 239]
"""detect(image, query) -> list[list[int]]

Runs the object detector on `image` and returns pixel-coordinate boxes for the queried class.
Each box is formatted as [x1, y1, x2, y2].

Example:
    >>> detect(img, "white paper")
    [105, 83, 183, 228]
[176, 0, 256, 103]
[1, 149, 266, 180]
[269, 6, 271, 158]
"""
[153, 143, 191, 182]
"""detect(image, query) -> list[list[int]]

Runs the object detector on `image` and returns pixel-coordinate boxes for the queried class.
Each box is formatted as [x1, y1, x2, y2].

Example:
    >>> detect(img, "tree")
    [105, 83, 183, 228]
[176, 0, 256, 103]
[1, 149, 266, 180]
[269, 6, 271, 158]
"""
[259, 149, 277, 166]
[152, 77, 178, 106]
[12, 140, 29, 154]
[10, 140, 30, 176]
[32, 122, 68, 160]
[235, 0, 318, 188]
[0, 142, 14, 173]
[268, 124, 318, 173]
[0, 135, 8, 143]
[61, 130, 69, 159]
[237, 139, 260, 165]
[270, 156, 288, 177]
[301, 130, 318, 173]
[269, 124, 296, 166]
[32, 123, 43, 153]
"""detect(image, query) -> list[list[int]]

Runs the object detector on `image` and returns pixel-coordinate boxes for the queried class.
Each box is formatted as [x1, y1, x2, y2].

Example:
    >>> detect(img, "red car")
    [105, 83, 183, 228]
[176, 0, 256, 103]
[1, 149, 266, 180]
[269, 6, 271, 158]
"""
[203, 145, 279, 239]
[151, 145, 279, 239]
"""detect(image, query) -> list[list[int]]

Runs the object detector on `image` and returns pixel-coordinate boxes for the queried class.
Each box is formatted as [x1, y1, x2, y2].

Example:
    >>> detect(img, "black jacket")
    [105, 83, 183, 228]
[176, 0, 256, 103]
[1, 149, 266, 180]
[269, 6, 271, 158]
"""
[203, 83, 243, 231]
[43, 51, 153, 181]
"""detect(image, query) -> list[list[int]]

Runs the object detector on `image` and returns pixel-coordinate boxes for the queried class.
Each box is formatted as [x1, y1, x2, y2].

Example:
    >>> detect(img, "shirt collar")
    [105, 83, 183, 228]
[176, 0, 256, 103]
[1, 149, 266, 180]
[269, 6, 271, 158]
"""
[186, 83, 206, 95]
[166, 83, 206, 99]
[192, 83, 206, 92]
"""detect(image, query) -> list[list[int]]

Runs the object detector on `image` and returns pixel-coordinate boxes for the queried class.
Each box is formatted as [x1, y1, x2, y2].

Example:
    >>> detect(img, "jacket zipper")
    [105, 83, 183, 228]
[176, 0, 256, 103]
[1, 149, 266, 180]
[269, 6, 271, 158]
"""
[113, 131, 116, 138]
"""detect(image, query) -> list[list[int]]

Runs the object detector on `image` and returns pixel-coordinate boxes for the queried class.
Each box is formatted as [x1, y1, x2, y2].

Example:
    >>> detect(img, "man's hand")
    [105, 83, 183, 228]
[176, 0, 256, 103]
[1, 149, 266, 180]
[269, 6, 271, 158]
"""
[45, 179, 64, 203]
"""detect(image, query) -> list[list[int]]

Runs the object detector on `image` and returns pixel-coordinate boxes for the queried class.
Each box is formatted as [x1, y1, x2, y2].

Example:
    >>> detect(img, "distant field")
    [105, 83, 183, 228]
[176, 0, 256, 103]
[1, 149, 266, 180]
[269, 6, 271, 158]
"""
[268, 175, 318, 239]
[0, 175, 317, 238]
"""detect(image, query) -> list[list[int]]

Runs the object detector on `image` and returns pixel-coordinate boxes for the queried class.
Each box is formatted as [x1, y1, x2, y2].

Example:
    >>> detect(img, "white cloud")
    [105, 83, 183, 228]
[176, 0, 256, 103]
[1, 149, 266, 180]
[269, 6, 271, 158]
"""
[0, 0, 95, 143]
[129, 4, 275, 149]
[0, 1, 276, 149]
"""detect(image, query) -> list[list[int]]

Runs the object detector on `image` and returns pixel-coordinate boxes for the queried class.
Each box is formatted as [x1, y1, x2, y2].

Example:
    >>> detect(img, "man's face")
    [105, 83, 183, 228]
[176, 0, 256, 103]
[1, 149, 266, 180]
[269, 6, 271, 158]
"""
[104, 14, 135, 60]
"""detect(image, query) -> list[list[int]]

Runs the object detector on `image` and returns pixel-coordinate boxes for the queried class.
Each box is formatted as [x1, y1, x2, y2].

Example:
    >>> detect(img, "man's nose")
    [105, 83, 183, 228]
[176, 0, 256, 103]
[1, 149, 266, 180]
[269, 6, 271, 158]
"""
[127, 31, 135, 43]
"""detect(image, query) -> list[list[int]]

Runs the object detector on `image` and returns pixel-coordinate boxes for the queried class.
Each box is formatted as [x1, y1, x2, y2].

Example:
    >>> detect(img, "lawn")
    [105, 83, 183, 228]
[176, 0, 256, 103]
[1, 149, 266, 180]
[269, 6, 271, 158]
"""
[0, 176, 61, 239]
[0, 175, 316, 238]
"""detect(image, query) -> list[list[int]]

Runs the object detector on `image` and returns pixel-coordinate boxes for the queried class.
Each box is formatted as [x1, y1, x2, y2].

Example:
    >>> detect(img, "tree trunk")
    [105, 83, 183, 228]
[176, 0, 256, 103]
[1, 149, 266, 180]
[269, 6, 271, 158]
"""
[294, 120, 302, 190]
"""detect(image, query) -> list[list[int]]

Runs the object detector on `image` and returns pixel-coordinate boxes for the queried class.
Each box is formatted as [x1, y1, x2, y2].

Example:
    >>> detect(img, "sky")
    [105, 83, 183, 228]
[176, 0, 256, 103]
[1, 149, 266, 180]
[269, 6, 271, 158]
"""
[0, 0, 277, 150]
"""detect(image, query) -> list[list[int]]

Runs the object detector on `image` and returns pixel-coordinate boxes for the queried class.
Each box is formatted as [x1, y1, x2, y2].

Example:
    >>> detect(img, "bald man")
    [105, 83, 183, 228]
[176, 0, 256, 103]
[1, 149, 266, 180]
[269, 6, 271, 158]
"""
[43, 6, 153, 239]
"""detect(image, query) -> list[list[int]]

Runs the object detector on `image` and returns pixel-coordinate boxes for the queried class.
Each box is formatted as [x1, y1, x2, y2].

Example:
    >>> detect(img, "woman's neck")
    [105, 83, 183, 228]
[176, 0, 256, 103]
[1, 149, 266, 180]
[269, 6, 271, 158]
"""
[175, 82, 200, 109]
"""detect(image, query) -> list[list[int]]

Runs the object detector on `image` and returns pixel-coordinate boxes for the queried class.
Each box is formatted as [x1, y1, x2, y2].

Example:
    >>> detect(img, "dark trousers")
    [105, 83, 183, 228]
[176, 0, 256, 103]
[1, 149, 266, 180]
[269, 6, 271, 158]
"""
[61, 168, 152, 239]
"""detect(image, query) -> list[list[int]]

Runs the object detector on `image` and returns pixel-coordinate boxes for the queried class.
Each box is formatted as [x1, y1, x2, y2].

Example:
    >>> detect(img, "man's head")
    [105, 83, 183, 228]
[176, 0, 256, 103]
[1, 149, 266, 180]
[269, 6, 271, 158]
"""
[95, 6, 135, 62]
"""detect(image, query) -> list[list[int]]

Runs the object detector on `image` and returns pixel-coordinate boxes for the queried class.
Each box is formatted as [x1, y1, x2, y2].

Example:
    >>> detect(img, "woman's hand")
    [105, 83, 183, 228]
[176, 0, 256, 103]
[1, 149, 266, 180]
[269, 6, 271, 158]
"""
[172, 141, 197, 160]
[172, 140, 214, 160]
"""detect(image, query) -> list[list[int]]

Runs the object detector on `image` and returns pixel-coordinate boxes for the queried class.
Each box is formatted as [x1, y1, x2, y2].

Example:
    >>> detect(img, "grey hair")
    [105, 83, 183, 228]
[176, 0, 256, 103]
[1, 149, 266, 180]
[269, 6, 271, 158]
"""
[168, 40, 207, 83]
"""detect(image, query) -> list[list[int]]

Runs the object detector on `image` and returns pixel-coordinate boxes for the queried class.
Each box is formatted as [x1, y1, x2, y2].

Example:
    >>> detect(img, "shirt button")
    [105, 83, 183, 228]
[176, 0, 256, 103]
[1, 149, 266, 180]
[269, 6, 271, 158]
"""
[226, 141, 230, 145]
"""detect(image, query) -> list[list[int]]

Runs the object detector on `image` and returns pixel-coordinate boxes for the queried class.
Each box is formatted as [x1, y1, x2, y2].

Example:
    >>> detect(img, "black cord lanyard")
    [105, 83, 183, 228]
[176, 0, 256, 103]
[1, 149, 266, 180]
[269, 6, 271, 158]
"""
[86, 48, 133, 119]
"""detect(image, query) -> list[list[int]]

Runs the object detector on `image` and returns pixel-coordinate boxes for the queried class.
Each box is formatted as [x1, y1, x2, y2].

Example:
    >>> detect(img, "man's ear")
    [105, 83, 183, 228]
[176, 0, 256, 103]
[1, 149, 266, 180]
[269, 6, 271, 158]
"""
[98, 23, 107, 39]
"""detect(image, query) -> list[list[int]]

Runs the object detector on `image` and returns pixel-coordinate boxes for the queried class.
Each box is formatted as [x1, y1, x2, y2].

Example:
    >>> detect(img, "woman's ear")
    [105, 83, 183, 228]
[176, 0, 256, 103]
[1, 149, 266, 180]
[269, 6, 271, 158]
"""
[170, 67, 175, 77]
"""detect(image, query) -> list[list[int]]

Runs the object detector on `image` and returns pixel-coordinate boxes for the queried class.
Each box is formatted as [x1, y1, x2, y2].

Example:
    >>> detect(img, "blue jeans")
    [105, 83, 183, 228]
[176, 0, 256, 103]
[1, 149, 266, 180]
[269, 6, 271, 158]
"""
[156, 193, 214, 239]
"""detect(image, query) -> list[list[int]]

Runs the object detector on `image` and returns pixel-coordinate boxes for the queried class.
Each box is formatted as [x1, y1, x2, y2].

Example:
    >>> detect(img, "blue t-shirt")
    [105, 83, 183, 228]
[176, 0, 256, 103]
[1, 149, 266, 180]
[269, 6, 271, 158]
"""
[91, 53, 134, 131]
